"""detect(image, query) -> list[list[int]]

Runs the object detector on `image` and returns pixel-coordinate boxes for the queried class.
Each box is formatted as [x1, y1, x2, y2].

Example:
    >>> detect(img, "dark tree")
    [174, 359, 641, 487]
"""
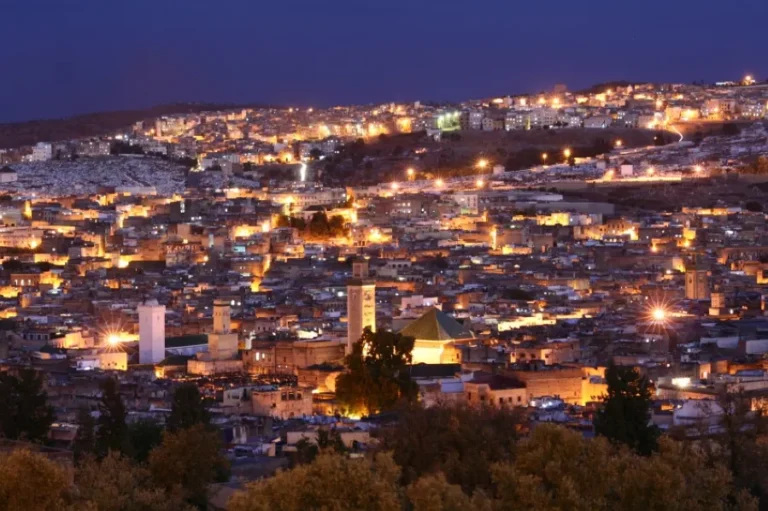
[0, 368, 54, 443]
[167, 383, 209, 432]
[335, 328, 418, 416]
[723, 123, 741, 136]
[379, 404, 523, 493]
[745, 201, 764, 213]
[72, 407, 97, 462]
[433, 254, 449, 270]
[149, 424, 230, 509]
[127, 419, 164, 463]
[594, 364, 659, 455]
[96, 377, 128, 456]
[293, 428, 347, 467]
[308, 211, 331, 237]
[503, 288, 535, 301]
[328, 215, 347, 237]
[309, 148, 323, 160]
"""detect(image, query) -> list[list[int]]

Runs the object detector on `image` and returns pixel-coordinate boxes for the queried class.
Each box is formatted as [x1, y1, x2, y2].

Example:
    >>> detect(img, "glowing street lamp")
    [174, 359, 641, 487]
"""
[476, 158, 489, 170]
[391, 182, 399, 191]
[107, 334, 121, 346]
[652, 308, 667, 322]
[615, 139, 623, 148]
[541, 153, 548, 163]
[563, 148, 572, 159]
[435, 178, 444, 188]
[693, 165, 703, 173]
[647, 167, 655, 176]
[406, 167, 415, 179]
[475, 178, 485, 188]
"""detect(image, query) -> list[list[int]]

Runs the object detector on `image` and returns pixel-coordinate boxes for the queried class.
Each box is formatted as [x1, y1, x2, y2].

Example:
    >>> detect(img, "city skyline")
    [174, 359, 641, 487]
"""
[1, 0, 766, 123]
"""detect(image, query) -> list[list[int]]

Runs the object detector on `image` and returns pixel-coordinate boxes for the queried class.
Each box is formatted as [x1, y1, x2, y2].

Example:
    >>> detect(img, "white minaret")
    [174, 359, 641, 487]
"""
[347, 259, 376, 353]
[138, 299, 166, 364]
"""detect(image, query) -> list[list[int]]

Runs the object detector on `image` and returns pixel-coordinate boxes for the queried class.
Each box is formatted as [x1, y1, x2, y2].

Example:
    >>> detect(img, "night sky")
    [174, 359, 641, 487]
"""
[1, 0, 766, 123]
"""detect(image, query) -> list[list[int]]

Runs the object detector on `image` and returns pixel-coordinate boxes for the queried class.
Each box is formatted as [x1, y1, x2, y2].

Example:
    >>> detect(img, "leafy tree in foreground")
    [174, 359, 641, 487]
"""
[493, 424, 755, 511]
[127, 419, 165, 463]
[149, 424, 229, 509]
[0, 449, 72, 511]
[0, 367, 54, 443]
[335, 327, 417, 416]
[228, 452, 401, 511]
[76, 451, 193, 511]
[227, 424, 755, 511]
[379, 404, 523, 492]
[594, 364, 659, 455]
[167, 383, 209, 432]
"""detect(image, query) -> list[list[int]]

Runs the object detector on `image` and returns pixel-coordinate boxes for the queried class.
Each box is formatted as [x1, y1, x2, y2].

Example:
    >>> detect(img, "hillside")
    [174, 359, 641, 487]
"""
[0, 103, 264, 149]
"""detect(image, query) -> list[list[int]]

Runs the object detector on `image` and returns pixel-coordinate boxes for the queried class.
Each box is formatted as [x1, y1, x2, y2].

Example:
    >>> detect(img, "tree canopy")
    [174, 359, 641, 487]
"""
[96, 377, 129, 456]
[167, 383, 210, 433]
[335, 327, 418, 416]
[594, 364, 659, 455]
[228, 451, 402, 511]
[149, 424, 230, 509]
[227, 423, 755, 511]
[0, 367, 54, 443]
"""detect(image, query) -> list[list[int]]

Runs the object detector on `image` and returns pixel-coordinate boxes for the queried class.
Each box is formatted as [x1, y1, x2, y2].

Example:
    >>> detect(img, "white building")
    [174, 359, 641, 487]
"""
[584, 116, 613, 129]
[0, 166, 18, 183]
[138, 299, 166, 364]
[28, 142, 52, 162]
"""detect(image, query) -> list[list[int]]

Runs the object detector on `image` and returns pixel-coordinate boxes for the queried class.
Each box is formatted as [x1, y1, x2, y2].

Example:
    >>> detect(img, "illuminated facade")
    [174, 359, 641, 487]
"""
[138, 299, 166, 365]
[346, 259, 376, 352]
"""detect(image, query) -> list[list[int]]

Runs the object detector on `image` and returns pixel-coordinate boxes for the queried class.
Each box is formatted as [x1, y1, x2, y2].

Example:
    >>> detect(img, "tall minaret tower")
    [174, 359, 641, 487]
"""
[138, 299, 166, 364]
[209, 299, 238, 360]
[347, 258, 376, 353]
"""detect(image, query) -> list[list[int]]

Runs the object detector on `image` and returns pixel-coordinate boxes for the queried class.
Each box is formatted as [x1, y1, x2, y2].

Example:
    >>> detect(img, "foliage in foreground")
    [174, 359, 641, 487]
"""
[335, 327, 418, 416]
[228, 424, 756, 511]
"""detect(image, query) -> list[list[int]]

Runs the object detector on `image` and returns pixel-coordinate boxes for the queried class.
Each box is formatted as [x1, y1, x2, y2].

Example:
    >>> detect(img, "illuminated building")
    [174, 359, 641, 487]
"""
[346, 259, 376, 352]
[685, 269, 710, 301]
[399, 308, 474, 364]
[188, 299, 243, 376]
[138, 299, 166, 365]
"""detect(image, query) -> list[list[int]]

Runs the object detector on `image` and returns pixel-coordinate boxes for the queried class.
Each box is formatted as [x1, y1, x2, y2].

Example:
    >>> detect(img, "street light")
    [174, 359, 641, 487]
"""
[475, 178, 485, 188]
[391, 182, 399, 191]
[693, 165, 703, 173]
[615, 139, 623, 148]
[406, 167, 415, 178]
[435, 178, 444, 188]
[541, 153, 548, 163]
[563, 148, 572, 159]
[477, 159, 489, 170]
[647, 167, 655, 176]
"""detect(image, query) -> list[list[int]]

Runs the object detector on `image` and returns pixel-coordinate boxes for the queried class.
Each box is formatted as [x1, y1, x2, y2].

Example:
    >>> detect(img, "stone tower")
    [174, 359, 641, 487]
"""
[347, 258, 376, 353]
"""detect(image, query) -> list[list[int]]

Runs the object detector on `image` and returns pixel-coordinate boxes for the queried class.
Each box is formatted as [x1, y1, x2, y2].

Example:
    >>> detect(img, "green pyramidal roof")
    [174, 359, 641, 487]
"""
[399, 307, 474, 341]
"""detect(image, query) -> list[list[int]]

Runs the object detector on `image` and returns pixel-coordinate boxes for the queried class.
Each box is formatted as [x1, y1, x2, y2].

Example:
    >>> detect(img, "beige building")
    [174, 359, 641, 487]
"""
[685, 269, 710, 300]
[346, 259, 375, 351]
[188, 300, 243, 375]
[400, 307, 474, 364]
[465, 374, 527, 407]
[251, 385, 312, 419]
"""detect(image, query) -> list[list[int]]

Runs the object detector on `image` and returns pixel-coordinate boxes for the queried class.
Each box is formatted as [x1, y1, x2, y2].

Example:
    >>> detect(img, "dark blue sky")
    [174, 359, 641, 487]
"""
[1, 0, 766, 123]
